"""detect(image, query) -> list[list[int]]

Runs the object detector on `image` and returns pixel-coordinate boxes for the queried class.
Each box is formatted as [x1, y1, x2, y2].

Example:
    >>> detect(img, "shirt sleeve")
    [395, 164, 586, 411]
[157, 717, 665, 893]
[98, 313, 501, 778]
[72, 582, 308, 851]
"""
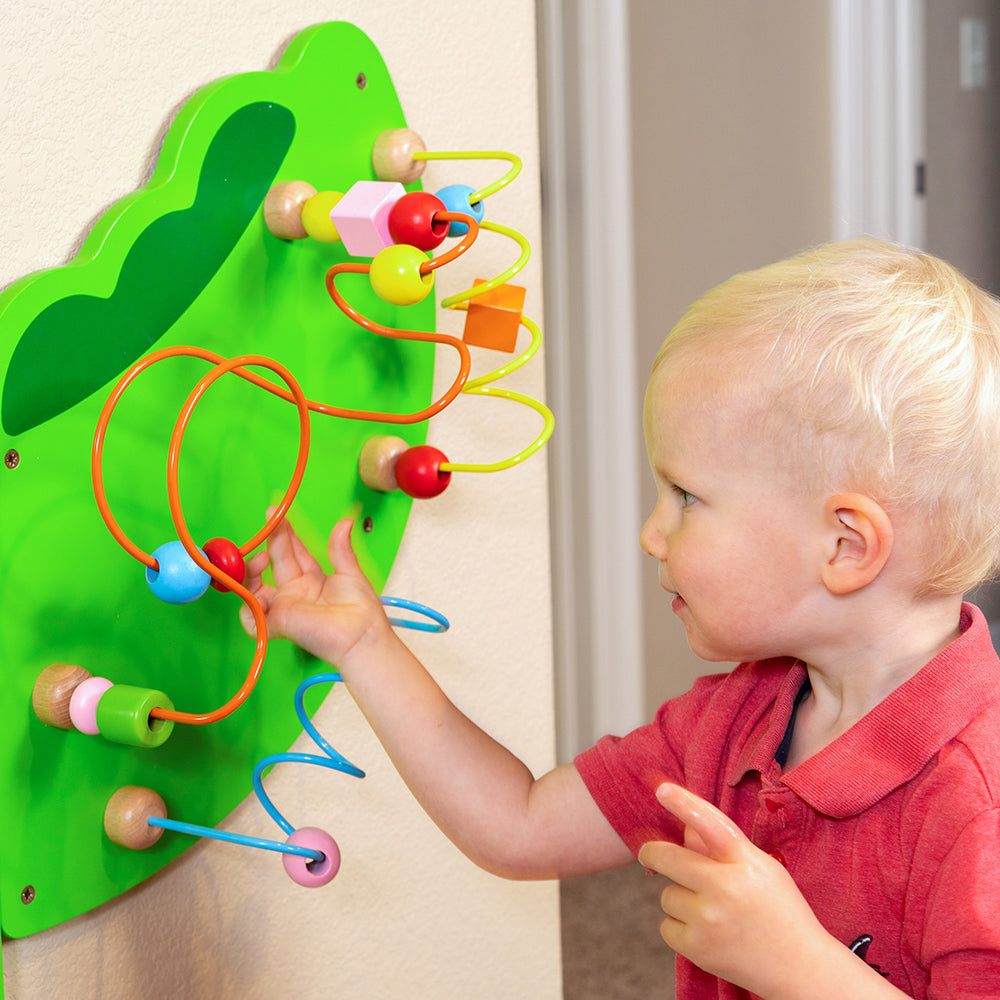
[921, 808, 1000, 998]
[574, 671, 733, 856]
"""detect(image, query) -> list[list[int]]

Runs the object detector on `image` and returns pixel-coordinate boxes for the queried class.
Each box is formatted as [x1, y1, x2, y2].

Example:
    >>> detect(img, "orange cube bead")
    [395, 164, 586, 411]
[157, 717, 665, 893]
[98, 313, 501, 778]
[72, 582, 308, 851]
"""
[462, 280, 526, 353]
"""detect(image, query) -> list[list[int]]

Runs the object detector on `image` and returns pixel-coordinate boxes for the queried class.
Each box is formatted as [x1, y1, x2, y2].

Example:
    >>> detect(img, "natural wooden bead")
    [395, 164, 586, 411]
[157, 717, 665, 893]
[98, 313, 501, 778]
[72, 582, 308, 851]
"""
[32, 662, 92, 729]
[104, 786, 166, 850]
[359, 435, 409, 492]
[372, 128, 427, 184]
[263, 180, 318, 240]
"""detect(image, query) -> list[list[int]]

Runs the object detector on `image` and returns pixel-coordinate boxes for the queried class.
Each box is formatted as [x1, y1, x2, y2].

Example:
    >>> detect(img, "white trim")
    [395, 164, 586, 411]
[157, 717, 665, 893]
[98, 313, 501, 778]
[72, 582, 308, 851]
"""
[832, 0, 926, 247]
[576, 1, 644, 750]
[538, 0, 645, 759]
[538, 0, 583, 759]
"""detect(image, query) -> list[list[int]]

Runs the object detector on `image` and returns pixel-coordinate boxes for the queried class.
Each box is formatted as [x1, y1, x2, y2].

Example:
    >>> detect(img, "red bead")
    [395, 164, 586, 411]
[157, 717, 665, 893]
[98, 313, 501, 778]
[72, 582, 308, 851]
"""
[387, 192, 449, 252]
[203, 537, 247, 592]
[394, 446, 452, 499]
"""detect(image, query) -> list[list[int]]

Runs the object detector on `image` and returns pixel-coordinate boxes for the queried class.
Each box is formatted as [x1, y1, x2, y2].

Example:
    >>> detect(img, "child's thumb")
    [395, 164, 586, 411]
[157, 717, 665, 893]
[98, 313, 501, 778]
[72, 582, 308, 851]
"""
[327, 518, 362, 576]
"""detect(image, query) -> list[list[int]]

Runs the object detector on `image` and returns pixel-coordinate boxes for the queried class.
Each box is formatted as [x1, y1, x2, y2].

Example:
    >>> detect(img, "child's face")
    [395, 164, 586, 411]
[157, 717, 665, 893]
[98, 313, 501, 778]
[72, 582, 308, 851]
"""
[639, 354, 825, 663]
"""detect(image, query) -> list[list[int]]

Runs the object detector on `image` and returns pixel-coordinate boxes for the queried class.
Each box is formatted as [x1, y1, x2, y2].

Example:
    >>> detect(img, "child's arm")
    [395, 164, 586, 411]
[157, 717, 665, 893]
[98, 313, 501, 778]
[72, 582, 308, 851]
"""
[638, 784, 911, 999]
[240, 516, 633, 880]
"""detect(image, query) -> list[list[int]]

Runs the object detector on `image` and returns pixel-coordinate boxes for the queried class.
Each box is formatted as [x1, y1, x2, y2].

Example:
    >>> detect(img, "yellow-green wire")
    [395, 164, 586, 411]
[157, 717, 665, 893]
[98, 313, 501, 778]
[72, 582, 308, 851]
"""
[439, 220, 531, 311]
[440, 385, 554, 474]
[413, 150, 522, 203]
[415, 159, 550, 476]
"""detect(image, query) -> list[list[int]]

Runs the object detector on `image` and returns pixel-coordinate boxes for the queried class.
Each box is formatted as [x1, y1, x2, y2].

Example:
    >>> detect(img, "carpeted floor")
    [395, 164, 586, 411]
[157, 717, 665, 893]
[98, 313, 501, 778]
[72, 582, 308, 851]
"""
[560, 863, 677, 998]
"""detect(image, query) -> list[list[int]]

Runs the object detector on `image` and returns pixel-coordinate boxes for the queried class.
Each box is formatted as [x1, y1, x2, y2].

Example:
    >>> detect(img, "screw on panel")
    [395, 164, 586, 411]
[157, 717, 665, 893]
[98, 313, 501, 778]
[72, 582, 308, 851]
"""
[21, 885, 35, 904]
[356, 72, 367, 90]
[363, 516, 374, 533]
[4, 449, 19, 469]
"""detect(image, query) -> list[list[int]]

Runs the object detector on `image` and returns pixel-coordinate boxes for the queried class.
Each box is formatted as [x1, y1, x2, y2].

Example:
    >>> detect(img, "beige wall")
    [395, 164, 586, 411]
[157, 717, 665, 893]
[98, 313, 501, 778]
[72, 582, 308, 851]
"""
[627, 2, 835, 710]
[0, 3, 559, 998]
[925, 1, 1000, 294]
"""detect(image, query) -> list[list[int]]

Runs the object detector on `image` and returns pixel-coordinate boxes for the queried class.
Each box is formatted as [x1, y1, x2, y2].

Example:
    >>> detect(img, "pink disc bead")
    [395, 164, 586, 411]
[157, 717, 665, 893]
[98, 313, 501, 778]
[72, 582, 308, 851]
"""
[69, 676, 114, 735]
[394, 445, 452, 499]
[282, 827, 342, 888]
[387, 191, 449, 251]
[203, 537, 246, 593]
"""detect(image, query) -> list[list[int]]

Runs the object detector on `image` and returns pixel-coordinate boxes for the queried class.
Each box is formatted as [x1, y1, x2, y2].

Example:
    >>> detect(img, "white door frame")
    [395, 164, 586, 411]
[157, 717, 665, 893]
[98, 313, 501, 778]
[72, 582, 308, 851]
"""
[538, 0, 645, 760]
[832, 0, 926, 247]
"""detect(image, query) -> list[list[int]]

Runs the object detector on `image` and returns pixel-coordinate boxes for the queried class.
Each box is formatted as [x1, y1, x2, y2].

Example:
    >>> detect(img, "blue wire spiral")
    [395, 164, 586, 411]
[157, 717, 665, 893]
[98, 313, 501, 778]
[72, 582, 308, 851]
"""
[252, 672, 364, 837]
[380, 595, 450, 632]
[146, 599, 449, 861]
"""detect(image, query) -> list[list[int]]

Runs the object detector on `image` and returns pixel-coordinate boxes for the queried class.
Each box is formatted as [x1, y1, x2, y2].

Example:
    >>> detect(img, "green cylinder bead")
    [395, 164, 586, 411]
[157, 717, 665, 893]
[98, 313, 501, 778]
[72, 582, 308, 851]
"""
[96, 684, 175, 748]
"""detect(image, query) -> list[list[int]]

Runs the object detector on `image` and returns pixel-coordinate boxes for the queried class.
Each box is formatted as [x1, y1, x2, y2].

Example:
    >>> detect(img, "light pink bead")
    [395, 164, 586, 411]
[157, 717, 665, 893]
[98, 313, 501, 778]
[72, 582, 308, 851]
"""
[328, 181, 404, 257]
[282, 827, 342, 887]
[69, 676, 114, 735]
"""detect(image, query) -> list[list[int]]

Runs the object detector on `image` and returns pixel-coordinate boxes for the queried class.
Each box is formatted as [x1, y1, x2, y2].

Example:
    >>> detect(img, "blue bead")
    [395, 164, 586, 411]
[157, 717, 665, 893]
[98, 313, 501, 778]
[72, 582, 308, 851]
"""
[434, 184, 485, 236]
[146, 541, 211, 604]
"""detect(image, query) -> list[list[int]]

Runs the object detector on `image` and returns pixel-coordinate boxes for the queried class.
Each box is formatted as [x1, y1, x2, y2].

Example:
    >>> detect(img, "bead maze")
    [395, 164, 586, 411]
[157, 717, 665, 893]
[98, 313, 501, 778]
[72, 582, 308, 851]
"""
[0, 21, 550, 942]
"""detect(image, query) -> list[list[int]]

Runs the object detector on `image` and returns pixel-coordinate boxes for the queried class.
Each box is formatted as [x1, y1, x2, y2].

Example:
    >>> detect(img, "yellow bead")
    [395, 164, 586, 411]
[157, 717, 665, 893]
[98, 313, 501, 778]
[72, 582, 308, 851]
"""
[369, 244, 434, 306]
[301, 191, 344, 243]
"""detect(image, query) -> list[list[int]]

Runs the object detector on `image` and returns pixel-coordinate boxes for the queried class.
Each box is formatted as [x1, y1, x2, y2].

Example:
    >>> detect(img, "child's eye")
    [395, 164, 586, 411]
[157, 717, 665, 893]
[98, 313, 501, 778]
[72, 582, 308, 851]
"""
[672, 484, 697, 507]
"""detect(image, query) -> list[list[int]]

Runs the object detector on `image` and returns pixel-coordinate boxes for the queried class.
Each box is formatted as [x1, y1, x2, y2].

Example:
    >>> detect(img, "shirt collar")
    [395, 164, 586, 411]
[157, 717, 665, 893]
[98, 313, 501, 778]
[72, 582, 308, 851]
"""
[728, 603, 1000, 818]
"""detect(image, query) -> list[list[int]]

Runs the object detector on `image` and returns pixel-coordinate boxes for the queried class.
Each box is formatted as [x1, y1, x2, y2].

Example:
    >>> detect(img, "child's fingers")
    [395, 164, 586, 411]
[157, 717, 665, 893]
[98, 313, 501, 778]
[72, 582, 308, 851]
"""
[652, 784, 743, 862]
[682, 824, 712, 857]
[238, 587, 273, 637]
[285, 522, 322, 574]
[637, 839, 715, 893]
[326, 518, 365, 579]
[266, 517, 319, 585]
[658, 879, 699, 927]
[243, 549, 270, 591]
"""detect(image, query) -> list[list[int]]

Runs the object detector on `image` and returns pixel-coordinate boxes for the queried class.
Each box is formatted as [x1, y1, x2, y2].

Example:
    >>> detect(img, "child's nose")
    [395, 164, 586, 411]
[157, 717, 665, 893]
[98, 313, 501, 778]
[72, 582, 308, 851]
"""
[639, 514, 664, 559]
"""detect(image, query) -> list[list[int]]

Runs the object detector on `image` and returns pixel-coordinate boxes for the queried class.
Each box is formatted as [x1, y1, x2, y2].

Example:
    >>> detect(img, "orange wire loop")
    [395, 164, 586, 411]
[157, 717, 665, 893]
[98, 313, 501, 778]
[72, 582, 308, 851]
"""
[91, 210, 485, 727]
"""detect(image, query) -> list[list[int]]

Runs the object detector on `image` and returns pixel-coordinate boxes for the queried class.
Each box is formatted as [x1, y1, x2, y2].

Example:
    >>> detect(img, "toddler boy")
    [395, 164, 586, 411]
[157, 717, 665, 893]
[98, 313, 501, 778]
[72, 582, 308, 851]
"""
[244, 239, 1000, 998]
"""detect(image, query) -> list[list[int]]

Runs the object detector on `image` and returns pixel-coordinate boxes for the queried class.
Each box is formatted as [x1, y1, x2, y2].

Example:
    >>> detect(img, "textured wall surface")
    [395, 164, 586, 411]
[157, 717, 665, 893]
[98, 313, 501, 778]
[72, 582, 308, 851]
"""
[0, 3, 558, 998]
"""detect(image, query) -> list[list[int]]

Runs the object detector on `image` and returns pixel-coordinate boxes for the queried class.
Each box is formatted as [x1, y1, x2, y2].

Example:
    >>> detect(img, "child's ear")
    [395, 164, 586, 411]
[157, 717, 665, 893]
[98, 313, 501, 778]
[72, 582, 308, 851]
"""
[820, 493, 894, 595]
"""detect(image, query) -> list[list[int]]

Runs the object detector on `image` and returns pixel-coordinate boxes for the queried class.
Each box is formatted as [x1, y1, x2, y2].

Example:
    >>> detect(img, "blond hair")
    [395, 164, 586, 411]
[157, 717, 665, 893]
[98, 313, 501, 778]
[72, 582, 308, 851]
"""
[655, 239, 1000, 594]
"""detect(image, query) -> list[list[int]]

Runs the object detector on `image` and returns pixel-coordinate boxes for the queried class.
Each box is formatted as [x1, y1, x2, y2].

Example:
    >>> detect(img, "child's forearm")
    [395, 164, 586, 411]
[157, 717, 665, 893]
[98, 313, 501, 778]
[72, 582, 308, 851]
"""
[244, 517, 632, 879]
[337, 623, 626, 879]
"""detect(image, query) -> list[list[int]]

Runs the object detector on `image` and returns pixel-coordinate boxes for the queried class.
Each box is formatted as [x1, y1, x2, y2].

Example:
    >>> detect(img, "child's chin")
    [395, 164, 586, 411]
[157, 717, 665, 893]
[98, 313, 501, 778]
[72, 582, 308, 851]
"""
[682, 626, 742, 663]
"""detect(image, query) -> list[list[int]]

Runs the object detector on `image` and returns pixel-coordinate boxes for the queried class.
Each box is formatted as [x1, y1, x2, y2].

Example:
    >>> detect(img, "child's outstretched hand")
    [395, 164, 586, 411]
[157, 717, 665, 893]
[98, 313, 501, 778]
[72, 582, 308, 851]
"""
[239, 516, 392, 672]
[638, 784, 838, 998]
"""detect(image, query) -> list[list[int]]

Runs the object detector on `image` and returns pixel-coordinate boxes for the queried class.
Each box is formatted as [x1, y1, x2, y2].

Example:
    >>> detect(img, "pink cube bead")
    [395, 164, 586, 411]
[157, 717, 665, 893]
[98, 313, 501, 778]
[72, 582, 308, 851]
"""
[329, 181, 405, 257]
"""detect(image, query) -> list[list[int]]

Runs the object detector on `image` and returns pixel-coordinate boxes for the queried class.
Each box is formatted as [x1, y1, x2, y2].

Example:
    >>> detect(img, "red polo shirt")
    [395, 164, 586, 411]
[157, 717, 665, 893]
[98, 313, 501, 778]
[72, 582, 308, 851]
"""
[575, 604, 1000, 999]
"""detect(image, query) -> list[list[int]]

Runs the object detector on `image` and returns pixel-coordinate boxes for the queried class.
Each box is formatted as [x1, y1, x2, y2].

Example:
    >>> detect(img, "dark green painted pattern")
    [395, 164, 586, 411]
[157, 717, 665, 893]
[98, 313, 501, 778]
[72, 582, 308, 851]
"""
[2, 102, 295, 436]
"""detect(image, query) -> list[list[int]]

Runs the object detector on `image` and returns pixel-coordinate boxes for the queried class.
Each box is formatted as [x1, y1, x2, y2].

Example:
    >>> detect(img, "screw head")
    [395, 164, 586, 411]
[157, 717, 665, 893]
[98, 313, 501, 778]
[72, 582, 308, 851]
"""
[363, 516, 374, 533]
[21, 885, 35, 904]
[356, 72, 367, 90]
[4, 449, 19, 469]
